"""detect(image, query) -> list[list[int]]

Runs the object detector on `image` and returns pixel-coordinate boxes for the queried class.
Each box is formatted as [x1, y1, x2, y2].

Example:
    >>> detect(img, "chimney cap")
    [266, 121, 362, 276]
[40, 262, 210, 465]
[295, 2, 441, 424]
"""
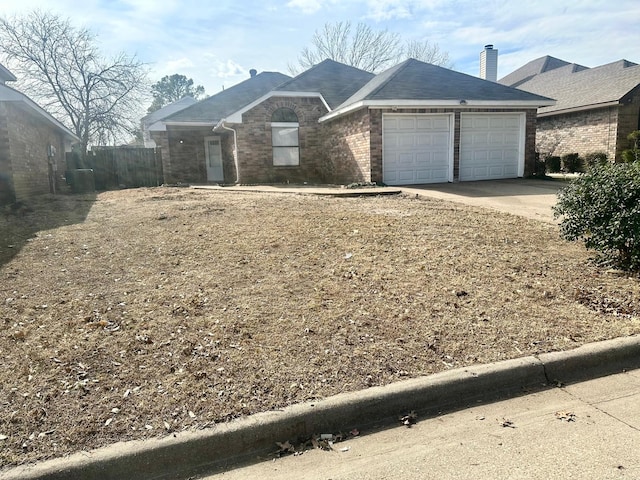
[484, 44, 494, 50]
[249, 69, 257, 77]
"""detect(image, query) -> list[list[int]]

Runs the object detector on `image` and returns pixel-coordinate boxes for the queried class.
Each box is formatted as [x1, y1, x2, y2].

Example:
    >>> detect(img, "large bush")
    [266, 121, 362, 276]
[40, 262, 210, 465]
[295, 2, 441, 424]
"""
[553, 162, 640, 271]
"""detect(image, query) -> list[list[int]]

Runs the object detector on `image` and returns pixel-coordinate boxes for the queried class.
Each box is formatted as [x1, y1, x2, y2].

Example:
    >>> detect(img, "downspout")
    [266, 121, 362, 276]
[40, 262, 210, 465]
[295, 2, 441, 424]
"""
[214, 120, 240, 184]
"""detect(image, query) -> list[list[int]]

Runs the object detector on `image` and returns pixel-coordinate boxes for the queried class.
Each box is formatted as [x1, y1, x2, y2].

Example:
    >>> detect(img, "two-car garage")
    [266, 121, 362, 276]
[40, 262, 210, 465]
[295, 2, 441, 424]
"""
[382, 113, 525, 185]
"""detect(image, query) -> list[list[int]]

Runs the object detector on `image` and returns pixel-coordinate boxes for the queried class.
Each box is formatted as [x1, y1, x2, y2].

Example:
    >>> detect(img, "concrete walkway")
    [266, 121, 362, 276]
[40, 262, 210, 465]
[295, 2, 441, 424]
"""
[204, 368, 640, 480]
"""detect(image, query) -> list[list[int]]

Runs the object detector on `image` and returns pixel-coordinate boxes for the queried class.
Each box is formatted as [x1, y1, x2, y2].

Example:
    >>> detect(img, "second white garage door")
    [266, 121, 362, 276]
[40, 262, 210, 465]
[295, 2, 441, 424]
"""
[383, 114, 452, 185]
[459, 113, 524, 181]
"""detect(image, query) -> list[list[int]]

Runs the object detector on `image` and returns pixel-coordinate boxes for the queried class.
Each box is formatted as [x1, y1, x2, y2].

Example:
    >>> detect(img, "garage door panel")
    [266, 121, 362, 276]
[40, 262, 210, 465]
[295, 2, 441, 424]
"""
[459, 113, 522, 181]
[383, 114, 452, 185]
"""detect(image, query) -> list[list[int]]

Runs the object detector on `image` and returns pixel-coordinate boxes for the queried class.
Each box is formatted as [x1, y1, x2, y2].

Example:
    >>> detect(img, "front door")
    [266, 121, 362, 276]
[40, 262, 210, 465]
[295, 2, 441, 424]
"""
[205, 136, 224, 182]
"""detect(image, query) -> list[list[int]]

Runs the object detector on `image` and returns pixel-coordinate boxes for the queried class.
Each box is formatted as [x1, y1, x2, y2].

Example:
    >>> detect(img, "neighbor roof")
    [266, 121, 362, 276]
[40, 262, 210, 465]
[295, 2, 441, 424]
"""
[0, 64, 17, 84]
[502, 58, 640, 116]
[499, 56, 588, 88]
[164, 71, 290, 125]
[142, 96, 197, 127]
[274, 59, 374, 109]
[322, 58, 554, 121]
[0, 82, 79, 142]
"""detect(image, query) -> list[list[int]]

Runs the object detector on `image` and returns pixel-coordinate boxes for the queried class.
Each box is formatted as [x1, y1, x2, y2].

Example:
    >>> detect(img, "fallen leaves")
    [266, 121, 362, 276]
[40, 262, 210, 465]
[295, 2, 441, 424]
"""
[555, 411, 577, 422]
[399, 411, 418, 427]
[2, 187, 640, 467]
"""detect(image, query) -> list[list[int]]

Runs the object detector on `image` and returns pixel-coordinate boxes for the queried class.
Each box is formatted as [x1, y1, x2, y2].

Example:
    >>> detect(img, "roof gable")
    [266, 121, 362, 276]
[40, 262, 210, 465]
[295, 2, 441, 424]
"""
[165, 71, 290, 124]
[275, 59, 374, 109]
[505, 57, 640, 115]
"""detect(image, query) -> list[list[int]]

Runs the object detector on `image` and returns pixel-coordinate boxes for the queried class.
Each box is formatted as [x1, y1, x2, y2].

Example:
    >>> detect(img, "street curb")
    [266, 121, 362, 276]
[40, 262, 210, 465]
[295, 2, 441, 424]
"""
[3, 335, 639, 480]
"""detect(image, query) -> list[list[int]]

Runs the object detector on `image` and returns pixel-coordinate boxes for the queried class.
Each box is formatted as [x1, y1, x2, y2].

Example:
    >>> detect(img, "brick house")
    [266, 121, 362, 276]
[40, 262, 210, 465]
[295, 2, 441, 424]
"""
[151, 59, 553, 186]
[499, 56, 640, 161]
[0, 64, 79, 204]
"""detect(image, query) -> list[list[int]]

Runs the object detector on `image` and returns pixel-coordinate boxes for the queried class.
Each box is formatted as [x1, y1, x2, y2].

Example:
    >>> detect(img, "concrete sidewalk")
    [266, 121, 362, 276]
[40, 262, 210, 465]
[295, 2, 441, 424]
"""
[204, 368, 640, 479]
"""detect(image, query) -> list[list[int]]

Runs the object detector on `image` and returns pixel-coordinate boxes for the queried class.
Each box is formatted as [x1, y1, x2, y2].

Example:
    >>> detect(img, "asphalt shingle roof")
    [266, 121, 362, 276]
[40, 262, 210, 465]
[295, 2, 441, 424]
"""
[166, 71, 291, 123]
[275, 59, 374, 109]
[501, 58, 640, 115]
[499, 56, 588, 88]
[141, 96, 197, 126]
[337, 58, 552, 110]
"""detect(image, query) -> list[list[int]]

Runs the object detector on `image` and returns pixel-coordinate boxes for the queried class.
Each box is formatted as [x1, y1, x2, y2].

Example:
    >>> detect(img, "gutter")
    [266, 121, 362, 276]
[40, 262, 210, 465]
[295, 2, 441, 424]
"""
[213, 120, 240, 184]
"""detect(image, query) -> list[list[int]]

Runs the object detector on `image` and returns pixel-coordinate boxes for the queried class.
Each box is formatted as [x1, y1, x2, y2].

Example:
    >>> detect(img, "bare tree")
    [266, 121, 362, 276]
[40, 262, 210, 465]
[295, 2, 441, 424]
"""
[289, 21, 452, 74]
[0, 11, 148, 153]
[402, 40, 453, 69]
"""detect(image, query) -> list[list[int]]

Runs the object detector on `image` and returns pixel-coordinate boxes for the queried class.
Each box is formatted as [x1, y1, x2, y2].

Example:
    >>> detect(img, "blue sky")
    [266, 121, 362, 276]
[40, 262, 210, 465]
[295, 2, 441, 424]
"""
[2, 0, 640, 99]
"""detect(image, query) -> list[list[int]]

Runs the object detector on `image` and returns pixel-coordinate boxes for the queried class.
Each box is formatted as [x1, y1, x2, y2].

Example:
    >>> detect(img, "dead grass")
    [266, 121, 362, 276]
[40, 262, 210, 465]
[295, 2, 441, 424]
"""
[1, 187, 639, 468]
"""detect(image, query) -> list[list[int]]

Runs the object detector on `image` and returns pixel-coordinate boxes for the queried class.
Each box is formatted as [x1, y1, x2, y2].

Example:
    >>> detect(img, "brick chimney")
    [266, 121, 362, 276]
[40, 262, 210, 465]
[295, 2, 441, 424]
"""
[480, 45, 498, 82]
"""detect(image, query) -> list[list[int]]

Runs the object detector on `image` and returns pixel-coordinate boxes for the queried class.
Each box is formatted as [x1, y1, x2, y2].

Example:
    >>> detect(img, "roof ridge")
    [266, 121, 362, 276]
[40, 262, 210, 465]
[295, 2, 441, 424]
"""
[367, 58, 414, 98]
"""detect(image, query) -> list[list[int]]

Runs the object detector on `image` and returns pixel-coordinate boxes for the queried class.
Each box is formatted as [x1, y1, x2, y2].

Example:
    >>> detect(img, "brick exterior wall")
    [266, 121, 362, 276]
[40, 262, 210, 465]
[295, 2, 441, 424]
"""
[321, 108, 372, 184]
[151, 127, 236, 185]
[153, 102, 541, 187]
[617, 88, 640, 157]
[536, 106, 620, 160]
[0, 102, 67, 204]
[235, 96, 329, 184]
[327, 107, 538, 184]
[537, 89, 640, 163]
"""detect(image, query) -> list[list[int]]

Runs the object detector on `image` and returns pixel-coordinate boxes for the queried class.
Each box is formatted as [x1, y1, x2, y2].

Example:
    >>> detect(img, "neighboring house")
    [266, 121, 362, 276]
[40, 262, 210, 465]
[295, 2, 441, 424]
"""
[151, 59, 553, 186]
[500, 56, 640, 161]
[141, 96, 198, 148]
[0, 64, 79, 204]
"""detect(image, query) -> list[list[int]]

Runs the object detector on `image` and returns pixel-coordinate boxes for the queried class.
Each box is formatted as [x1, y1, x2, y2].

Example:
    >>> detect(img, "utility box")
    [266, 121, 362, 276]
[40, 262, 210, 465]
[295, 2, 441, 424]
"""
[67, 169, 96, 193]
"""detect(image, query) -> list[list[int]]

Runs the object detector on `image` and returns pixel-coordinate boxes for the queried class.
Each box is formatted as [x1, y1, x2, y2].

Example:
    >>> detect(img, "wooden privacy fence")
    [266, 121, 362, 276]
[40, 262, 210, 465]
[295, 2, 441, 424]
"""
[67, 147, 163, 191]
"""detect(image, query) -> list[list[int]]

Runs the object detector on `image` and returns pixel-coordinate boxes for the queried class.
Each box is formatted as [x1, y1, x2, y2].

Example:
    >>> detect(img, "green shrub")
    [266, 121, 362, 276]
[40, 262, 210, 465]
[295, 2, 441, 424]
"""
[622, 130, 640, 163]
[553, 162, 640, 271]
[584, 152, 608, 170]
[561, 153, 584, 173]
[546, 155, 562, 173]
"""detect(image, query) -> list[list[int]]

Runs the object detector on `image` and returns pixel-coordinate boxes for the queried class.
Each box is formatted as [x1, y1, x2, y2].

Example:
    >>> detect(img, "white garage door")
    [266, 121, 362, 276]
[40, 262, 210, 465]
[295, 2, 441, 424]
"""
[383, 114, 452, 185]
[459, 113, 523, 181]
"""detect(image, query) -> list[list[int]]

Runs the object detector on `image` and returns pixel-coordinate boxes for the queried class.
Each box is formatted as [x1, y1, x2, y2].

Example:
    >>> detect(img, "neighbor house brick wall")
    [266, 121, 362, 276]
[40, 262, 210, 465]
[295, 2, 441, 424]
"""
[617, 88, 640, 158]
[536, 106, 619, 161]
[321, 108, 372, 184]
[0, 103, 14, 203]
[1, 102, 66, 203]
[235, 96, 329, 184]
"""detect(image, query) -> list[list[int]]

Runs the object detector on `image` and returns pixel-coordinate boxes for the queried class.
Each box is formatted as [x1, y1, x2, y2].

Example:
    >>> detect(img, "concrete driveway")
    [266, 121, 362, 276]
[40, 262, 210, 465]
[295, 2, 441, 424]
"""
[400, 178, 569, 224]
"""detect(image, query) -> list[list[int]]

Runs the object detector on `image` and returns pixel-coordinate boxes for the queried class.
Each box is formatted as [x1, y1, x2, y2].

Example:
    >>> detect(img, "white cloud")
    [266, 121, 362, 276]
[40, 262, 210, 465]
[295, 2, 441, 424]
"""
[286, 0, 325, 14]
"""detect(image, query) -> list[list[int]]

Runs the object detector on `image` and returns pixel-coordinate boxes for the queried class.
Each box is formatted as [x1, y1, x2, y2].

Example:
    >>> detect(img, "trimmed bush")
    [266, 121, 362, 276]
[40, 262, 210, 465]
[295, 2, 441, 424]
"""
[561, 153, 583, 173]
[622, 130, 640, 163]
[584, 151, 608, 170]
[546, 155, 561, 173]
[553, 162, 640, 271]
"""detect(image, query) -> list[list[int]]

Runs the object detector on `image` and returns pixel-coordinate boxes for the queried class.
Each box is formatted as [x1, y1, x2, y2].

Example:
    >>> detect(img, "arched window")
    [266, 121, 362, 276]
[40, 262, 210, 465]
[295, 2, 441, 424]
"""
[271, 108, 299, 166]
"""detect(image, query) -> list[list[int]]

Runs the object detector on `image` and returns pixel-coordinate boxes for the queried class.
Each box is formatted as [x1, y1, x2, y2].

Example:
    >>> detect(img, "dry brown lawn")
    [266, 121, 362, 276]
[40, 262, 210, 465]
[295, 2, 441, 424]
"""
[1, 187, 639, 468]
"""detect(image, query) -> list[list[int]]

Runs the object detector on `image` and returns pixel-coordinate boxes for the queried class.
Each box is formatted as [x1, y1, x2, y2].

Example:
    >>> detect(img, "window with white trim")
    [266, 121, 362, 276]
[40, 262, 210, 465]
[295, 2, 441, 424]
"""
[271, 108, 299, 166]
